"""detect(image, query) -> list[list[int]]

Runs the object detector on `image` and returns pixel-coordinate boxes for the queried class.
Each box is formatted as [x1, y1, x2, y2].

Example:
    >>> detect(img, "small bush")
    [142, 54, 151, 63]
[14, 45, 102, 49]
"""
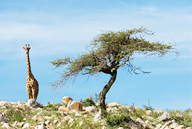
[6, 109, 23, 122]
[43, 102, 62, 111]
[106, 111, 131, 128]
[81, 97, 95, 107]
[143, 105, 154, 111]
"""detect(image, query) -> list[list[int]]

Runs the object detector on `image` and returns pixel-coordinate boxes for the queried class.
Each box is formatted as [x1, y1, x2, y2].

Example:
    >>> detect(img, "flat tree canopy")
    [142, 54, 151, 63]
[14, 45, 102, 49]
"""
[51, 27, 175, 115]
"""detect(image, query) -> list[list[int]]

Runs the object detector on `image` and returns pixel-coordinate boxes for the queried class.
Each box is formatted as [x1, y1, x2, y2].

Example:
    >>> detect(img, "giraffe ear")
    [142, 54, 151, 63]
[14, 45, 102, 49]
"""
[23, 47, 25, 49]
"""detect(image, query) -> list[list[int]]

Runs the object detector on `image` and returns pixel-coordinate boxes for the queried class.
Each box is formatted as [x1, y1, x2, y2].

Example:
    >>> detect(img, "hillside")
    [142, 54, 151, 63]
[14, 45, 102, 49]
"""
[0, 98, 192, 129]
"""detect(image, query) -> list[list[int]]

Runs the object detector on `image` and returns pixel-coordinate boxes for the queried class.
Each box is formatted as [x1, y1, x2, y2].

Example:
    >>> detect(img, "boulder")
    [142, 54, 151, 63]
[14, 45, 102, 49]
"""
[158, 112, 172, 122]
[175, 125, 185, 129]
[62, 96, 73, 104]
[93, 112, 103, 123]
[2, 122, 14, 129]
[17, 122, 24, 127]
[58, 106, 70, 113]
[45, 120, 51, 125]
[160, 120, 174, 129]
[53, 119, 59, 125]
[136, 118, 154, 129]
[75, 113, 82, 118]
[0, 112, 11, 123]
[62, 116, 73, 123]
[95, 102, 100, 107]
[22, 123, 31, 129]
[44, 116, 53, 120]
[67, 101, 83, 111]
[155, 109, 164, 114]
[155, 124, 162, 129]
[107, 102, 121, 108]
[135, 106, 141, 110]
[0, 101, 11, 107]
[35, 123, 47, 129]
[168, 121, 179, 128]
[32, 115, 44, 122]
[26, 99, 43, 108]
[145, 110, 153, 115]
[84, 106, 98, 113]
[126, 120, 142, 129]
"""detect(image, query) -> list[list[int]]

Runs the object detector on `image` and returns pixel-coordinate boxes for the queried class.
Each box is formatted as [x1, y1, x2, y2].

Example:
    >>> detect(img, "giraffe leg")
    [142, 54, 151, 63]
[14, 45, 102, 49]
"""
[32, 82, 39, 101]
[26, 84, 33, 99]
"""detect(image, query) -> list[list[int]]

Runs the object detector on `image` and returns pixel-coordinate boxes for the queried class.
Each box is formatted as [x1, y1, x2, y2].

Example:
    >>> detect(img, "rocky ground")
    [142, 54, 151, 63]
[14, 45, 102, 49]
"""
[0, 99, 192, 129]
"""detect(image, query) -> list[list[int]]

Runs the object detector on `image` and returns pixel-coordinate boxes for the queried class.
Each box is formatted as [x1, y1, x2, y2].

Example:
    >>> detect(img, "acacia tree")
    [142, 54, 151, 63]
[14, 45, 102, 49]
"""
[50, 27, 175, 114]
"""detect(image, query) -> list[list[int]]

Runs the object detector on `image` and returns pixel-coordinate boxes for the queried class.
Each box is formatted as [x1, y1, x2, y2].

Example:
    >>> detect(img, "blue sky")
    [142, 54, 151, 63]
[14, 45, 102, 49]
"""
[0, 0, 191, 111]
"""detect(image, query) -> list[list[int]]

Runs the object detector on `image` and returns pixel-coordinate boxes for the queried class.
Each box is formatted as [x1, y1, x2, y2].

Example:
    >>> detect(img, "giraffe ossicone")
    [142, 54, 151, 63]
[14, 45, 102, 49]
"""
[23, 44, 39, 101]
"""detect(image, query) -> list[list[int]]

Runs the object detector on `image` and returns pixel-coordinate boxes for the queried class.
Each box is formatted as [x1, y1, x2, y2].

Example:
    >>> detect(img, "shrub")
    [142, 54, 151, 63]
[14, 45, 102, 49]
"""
[6, 109, 23, 122]
[81, 97, 95, 107]
[106, 111, 131, 128]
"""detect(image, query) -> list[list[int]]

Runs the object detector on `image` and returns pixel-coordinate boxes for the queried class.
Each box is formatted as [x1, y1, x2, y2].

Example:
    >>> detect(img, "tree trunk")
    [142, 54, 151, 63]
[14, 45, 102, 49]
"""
[99, 71, 117, 116]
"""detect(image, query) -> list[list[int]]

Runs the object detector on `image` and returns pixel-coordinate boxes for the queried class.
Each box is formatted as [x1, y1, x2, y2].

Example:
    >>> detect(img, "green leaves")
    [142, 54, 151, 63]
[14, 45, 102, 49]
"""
[51, 27, 175, 88]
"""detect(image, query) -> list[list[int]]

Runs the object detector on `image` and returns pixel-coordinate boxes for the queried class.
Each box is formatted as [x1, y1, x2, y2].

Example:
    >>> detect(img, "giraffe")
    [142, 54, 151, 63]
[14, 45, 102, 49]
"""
[23, 44, 39, 101]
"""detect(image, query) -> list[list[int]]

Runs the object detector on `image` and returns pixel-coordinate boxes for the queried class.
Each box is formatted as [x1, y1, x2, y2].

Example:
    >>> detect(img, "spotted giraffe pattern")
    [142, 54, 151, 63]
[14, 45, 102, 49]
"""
[23, 44, 39, 101]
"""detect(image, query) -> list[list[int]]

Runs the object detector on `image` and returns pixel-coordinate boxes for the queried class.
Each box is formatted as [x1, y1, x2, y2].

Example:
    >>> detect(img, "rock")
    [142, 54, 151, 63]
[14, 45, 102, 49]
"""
[26, 99, 43, 108]
[62, 116, 73, 123]
[93, 112, 103, 123]
[57, 122, 62, 127]
[117, 127, 124, 129]
[75, 113, 82, 118]
[67, 101, 83, 111]
[168, 122, 179, 128]
[17, 122, 24, 127]
[160, 120, 174, 129]
[155, 124, 162, 129]
[22, 123, 31, 129]
[155, 109, 164, 114]
[32, 115, 44, 122]
[45, 120, 51, 125]
[68, 118, 74, 127]
[126, 120, 142, 129]
[107, 102, 121, 108]
[36, 107, 43, 111]
[79, 121, 83, 126]
[0, 101, 11, 107]
[58, 106, 70, 113]
[12, 121, 18, 127]
[175, 125, 185, 129]
[145, 110, 153, 115]
[47, 125, 55, 129]
[35, 123, 47, 129]
[62, 96, 73, 104]
[95, 102, 100, 107]
[84, 106, 98, 113]
[0, 112, 11, 122]
[107, 107, 118, 113]
[135, 106, 141, 110]
[53, 119, 59, 125]
[44, 116, 53, 120]
[143, 115, 154, 121]
[158, 112, 172, 122]
[16, 104, 23, 110]
[102, 126, 108, 129]
[136, 118, 154, 129]
[17, 101, 25, 105]
[2, 122, 14, 129]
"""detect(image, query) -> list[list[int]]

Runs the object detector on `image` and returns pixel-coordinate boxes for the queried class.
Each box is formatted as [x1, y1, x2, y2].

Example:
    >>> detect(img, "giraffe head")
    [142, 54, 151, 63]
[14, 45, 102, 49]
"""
[23, 44, 31, 53]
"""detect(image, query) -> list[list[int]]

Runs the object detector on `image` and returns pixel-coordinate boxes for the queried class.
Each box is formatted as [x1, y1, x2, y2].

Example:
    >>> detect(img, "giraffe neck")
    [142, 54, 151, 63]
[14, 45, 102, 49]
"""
[26, 52, 34, 78]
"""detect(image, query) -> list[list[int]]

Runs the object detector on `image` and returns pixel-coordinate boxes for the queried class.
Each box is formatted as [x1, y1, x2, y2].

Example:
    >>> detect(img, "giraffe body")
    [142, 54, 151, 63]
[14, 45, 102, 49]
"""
[23, 44, 39, 101]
